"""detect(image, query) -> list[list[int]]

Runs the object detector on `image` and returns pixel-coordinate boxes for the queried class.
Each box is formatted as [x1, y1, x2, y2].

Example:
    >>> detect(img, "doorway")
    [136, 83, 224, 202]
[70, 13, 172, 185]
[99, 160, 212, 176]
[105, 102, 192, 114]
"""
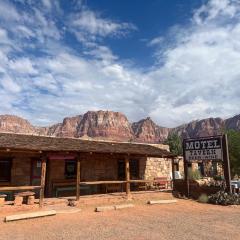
[31, 158, 42, 186]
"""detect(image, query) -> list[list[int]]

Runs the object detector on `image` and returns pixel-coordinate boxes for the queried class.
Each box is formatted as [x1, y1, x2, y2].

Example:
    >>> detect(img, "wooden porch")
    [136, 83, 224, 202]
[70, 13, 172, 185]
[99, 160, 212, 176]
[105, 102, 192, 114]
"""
[0, 133, 176, 208]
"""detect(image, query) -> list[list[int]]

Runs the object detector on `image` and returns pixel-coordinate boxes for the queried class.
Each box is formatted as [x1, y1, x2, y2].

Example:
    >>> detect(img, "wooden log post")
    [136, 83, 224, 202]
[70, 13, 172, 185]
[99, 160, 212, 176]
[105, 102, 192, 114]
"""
[39, 155, 47, 208]
[76, 155, 81, 201]
[171, 157, 175, 191]
[222, 134, 232, 193]
[125, 155, 131, 199]
[182, 139, 190, 198]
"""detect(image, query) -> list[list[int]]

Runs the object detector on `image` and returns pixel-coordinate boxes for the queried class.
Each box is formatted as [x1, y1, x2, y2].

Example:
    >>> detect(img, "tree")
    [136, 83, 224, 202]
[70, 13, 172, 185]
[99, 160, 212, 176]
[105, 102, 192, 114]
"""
[165, 133, 183, 156]
[226, 130, 240, 176]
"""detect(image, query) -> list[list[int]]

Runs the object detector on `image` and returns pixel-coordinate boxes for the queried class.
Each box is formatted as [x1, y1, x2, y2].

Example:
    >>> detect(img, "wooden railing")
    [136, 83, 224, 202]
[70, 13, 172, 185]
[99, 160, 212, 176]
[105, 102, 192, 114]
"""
[0, 186, 42, 191]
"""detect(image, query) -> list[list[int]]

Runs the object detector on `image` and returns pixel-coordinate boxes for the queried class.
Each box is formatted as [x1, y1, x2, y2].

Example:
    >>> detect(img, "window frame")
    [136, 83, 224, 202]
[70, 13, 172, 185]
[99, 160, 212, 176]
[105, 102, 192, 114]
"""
[0, 158, 12, 183]
[118, 159, 140, 180]
[64, 160, 77, 179]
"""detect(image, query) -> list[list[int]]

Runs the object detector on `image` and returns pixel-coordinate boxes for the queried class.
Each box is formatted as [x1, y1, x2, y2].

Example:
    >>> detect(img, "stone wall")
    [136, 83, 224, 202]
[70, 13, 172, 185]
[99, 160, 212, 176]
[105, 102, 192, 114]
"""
[144, 157, 172, 180]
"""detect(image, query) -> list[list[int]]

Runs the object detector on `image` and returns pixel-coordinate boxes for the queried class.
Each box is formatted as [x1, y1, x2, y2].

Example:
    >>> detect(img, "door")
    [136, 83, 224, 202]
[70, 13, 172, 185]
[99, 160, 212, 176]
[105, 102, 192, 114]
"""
[31, 158, 42, 186]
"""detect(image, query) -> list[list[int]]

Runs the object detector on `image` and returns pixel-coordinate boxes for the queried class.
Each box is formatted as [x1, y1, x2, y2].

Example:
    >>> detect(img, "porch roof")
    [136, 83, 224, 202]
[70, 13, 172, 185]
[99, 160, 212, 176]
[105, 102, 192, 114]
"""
[0, 133, 175, 158]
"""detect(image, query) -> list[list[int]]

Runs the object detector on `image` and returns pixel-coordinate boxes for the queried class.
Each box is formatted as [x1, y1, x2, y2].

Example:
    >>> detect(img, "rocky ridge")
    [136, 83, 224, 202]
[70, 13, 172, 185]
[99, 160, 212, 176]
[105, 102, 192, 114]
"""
[0, 111, 240, 143]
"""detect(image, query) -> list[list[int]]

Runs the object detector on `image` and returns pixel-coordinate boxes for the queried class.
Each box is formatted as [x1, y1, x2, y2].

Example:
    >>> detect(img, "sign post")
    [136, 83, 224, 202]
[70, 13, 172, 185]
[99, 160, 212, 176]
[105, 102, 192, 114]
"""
[182, 135, 232, 196]
[222, 134, 232, 193]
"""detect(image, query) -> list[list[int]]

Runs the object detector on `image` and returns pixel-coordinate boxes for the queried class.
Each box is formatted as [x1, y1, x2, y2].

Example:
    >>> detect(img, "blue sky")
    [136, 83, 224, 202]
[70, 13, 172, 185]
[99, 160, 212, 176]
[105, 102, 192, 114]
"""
[0, 0, 240, 127]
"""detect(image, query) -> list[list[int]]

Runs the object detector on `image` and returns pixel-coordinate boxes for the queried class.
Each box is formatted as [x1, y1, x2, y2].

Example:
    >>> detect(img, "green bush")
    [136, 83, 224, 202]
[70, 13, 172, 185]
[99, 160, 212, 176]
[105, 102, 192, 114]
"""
[208, 191, 240, 205]
[198, 194, 208, 203]
[188, 169, 202, 180]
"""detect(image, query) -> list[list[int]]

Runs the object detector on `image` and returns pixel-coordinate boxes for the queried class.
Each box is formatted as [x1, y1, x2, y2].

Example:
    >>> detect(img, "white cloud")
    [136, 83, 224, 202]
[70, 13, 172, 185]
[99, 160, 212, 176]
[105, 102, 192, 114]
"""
[0, 0, 20, 21]
[0, 75, 21, 93]
[0, 28, 10, 44]
[1, 0, 240, 128]
[146, 0, 240, 126]
[9, 58, 38, 75]
[70, 8, 137, 44]
[148, 36, 164, 46]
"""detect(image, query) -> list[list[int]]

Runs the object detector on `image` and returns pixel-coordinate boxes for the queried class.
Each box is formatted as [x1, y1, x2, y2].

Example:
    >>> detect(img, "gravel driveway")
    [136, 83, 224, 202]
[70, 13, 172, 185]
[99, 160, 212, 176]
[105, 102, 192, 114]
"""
[0, 195, 239, 240]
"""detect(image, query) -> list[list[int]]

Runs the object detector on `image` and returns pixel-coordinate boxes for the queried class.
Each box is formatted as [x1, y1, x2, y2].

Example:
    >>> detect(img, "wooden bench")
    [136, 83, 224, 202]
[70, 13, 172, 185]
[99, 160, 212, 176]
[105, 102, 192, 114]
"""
[153, 177, 171, 189]
[14, 191, 35, 206]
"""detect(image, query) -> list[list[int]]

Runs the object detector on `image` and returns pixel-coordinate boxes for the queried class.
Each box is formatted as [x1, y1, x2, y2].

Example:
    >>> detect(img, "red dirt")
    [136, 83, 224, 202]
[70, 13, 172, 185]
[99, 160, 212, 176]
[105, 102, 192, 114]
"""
[0, 192, 239, 240]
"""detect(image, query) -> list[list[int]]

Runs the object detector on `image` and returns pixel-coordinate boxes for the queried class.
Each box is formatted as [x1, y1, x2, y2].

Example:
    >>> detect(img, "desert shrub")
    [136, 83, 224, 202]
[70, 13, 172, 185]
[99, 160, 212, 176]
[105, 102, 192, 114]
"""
[208, 191, 240, 205]
[188, 169, 202, 180]
[213, 175, 224, 181]
[198, 194, 208, 203]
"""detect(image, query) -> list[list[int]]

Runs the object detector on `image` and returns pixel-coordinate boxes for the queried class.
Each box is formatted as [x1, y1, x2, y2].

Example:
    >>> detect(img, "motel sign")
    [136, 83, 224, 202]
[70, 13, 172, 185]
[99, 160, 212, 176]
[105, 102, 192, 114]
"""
[182, 135, 232, 193]
[184, 136, 223, 161]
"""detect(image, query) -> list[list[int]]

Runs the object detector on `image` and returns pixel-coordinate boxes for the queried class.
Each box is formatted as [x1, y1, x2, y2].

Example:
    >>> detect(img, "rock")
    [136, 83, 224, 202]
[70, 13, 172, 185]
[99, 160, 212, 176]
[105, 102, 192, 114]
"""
[132, 117, 169, 143]
[171, 117, 224, 139]
[0, 115, 36, 134]
[1, 111, 240, 143]
[48, 115, 82, 137]
[76, 111, 133, 141]
[225, 114, 240, 131]
[68, 199, 79, 207]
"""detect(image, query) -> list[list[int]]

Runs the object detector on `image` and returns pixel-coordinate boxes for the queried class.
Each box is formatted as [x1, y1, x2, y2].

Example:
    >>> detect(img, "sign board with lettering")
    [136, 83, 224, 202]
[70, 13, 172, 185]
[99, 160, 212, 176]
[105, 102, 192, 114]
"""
[183, 136, 223, 162]
[182, 134, 232, 194]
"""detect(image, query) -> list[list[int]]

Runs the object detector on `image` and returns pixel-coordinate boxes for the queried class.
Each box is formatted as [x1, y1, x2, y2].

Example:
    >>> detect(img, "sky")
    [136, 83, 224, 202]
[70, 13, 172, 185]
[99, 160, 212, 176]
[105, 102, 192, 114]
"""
[0, 0, 240, 127]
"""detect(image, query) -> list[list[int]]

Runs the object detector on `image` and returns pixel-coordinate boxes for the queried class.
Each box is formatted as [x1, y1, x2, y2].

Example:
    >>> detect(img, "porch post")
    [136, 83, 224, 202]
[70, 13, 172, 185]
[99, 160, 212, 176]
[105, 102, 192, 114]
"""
[171, 157, 175, 191]
[76, 154, 81, 201]
[125, 155, 131, 198]
[39, 154, 47, 208]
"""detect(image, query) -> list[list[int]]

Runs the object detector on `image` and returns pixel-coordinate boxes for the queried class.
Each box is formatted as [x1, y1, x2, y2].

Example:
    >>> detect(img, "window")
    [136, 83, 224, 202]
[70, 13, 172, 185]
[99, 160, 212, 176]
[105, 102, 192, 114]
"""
[118, 159, 139, 180]
[118, 160, 125, 180]
[65, 160, 76, 179]
[0, 158, 12, 182]
[173, 163, 179, 171]
[130, 159, 139, 179]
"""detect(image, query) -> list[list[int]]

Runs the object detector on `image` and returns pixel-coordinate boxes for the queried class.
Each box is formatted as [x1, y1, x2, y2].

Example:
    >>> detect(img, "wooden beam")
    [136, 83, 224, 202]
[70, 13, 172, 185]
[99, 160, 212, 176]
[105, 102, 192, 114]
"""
[81, 180, 125, 185]
[76, 155, 81, 201]
[0, 186, 41, 191]
[125, 155, 131, 198]
[39, 155, 47, 208]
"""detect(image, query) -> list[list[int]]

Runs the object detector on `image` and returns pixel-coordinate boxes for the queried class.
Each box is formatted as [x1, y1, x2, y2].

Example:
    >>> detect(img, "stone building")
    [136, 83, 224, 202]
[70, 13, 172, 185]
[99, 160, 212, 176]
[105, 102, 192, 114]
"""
[0, 133, 175, 202]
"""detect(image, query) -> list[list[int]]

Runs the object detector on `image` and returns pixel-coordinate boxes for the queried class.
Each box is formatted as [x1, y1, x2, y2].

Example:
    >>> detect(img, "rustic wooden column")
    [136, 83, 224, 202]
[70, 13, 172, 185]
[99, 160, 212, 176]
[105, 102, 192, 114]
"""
[39, 155, 47, 208]
[222, 134, 232, 193]
[76, 154, 81, 201]
[171, 157, 175, 191]
[125, 155, 131, 198]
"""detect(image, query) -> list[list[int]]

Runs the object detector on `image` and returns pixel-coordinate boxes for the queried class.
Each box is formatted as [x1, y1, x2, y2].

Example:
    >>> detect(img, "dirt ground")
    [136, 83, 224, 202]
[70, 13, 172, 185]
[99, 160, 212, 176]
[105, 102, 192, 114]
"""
[0, 192, 239, 240]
